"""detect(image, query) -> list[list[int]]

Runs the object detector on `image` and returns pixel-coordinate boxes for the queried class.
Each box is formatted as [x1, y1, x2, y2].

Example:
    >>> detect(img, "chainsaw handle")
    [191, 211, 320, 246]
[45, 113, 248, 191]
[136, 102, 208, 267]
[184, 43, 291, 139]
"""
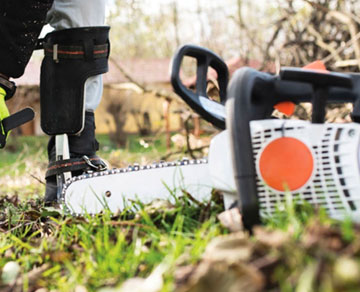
[171, 44, 229, 129]
[280, 67, 353, 89]
[280, 67, 353, 123]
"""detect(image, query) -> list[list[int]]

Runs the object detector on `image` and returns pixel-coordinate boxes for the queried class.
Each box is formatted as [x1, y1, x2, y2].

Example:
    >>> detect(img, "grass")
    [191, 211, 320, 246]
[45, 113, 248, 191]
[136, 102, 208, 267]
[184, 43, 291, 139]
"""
[1, 134, 360, 291]
[0, 189, 224, 291]
[0, 133, 224, 291]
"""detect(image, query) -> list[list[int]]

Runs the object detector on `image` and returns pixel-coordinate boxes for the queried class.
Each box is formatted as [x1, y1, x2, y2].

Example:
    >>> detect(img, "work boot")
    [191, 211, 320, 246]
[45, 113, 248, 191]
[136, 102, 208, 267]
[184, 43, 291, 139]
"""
[44, 111, 107, 204]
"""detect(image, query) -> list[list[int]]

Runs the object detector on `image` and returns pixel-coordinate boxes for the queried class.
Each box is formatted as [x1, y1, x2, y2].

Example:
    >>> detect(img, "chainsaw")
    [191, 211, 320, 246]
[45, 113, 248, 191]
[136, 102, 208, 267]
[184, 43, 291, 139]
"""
[61, 44, 360, 232]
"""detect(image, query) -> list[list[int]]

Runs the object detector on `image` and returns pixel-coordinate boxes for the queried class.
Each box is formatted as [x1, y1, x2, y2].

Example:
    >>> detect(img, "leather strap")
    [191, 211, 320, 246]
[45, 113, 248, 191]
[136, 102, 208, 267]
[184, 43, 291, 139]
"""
[46, 156, 106, 179]
[44, 44, 109, 60]
[0, 76, 16, 100]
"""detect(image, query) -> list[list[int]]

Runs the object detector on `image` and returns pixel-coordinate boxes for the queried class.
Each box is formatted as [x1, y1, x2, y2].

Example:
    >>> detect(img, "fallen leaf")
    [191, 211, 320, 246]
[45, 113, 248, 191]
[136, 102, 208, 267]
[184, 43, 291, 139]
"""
[143, 199, 176, 215]
[253, 226, 290, 248]
[50, 251, 71, 263]
[217, 208, 243, 232]
[295, 262, 318, 292]
[24, 210, 41, 221]
[119, 263, 167, 292]
[40, 207, 61, 218]
[203, 233, 252, 263]
[302, 220, 345, 251]
[333, 256, 360, 286]
[34, 289, 49, 292]
[178, 260, 264, 292]
[174, 265, 196, 288]
[75, 285, 88, 292]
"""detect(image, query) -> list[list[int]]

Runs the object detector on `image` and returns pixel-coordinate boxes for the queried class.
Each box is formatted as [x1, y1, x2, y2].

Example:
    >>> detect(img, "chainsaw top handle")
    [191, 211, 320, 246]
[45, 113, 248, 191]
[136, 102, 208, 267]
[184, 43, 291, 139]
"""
[244, 68, 357, 123]
[227, 67, 359, 231]
[171, 44, 229, 129]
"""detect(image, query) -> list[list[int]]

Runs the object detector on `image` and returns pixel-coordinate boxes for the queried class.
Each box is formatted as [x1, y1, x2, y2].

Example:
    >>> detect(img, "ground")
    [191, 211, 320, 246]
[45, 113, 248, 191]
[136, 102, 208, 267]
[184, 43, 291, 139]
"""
[0, 134, 360, 292]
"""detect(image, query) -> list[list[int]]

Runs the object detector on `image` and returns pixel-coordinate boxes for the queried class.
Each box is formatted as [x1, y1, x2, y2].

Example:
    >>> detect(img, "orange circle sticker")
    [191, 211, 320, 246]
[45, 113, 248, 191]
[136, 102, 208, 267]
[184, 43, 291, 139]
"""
[258, 137, 314, 192]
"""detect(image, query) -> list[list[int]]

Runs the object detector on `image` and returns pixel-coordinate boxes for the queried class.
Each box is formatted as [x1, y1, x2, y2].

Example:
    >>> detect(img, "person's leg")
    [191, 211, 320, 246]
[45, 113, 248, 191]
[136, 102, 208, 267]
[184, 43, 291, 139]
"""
[43, 0, 108, 203]
[46, 0, 107, 111]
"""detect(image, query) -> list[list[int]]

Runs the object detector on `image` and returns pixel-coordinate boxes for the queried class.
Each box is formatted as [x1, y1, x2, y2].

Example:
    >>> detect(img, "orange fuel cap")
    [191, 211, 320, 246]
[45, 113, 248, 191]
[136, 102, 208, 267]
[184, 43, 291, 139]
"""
[259, 137, 314, 191]
[274, 101, 296, 116]
[303, 60, 328, 72]
[274, 60, 328, 116]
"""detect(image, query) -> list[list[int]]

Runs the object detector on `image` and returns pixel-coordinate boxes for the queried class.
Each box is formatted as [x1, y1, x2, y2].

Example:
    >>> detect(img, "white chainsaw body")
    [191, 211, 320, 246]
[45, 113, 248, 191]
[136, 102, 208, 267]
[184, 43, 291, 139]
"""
[62, 130, 237, 215]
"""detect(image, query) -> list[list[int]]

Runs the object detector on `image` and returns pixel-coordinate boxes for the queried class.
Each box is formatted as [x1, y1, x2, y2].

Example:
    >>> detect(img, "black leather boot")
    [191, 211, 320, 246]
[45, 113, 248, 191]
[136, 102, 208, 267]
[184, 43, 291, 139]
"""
[44, 111, 106, 204]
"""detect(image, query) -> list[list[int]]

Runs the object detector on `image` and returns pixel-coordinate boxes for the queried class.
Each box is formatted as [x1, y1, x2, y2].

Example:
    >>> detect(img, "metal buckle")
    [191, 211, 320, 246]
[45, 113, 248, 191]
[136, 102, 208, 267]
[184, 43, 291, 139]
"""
[53, 44, 59, 63]
[82, 155, 107, 171]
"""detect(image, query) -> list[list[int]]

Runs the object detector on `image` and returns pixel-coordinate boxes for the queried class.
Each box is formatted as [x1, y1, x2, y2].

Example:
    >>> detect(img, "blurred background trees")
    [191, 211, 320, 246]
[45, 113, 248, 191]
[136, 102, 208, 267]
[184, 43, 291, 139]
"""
[108, 0, 360, 72]
[12, 0, 360, 150]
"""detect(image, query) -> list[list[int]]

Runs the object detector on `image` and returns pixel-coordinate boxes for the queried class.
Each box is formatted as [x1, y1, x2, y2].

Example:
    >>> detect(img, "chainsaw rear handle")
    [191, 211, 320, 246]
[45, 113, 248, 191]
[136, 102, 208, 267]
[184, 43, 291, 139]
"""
[171, 44, 229, 129]
[227, 67, 359, 230]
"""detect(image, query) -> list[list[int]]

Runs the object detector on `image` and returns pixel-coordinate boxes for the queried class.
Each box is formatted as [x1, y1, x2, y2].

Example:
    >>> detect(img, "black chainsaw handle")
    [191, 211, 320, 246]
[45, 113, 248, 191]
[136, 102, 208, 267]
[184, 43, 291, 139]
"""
[280, 67, 353, 123]
[248, 69, 357, 122]
[171, 44, 229, 129]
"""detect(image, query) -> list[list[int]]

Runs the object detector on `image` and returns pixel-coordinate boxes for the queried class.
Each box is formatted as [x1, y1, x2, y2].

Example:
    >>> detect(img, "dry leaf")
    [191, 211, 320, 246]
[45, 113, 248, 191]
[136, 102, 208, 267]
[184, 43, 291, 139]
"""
[217, 209, 243, 233]
[333, 257, 360, 286]
[120, 263, 167, 292]
[50, 251, 71, 263]
[75, 285, 88, 292]
[174, 265, 196, 288]
[253, 226, 290, 248]
[203, 233, 252, 263]
[178, 260, 264, 292]
[302, 221, 345, 251]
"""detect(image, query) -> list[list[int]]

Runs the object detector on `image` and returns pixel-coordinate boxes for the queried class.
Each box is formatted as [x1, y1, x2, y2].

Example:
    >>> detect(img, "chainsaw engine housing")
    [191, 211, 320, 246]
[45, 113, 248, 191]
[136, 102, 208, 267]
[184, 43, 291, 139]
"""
[251, 119, 360, 221]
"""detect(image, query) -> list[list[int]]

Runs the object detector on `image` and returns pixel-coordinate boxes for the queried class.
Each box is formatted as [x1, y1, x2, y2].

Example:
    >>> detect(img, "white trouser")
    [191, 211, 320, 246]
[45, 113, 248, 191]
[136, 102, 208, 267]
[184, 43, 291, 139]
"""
[46, 0, 107, 112]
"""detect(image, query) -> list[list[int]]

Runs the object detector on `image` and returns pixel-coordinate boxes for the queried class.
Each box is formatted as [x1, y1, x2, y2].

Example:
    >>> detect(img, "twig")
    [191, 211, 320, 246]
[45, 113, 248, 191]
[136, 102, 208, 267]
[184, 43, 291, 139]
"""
[160, 145, 209, 161]
[107, 221, 153, 230]
[321, 31, 360, 64]
[260, 16, 287, 71]
[5, 221, 34, 234]
[306, 25, 342, 62]
[181, 189, 205, 207]
[184, 115, 195, 159]
[305, 0, 360, 70]
[334, 59, 360, 68]
[29, 174, 45, 185]
[304, 0, 360, 25]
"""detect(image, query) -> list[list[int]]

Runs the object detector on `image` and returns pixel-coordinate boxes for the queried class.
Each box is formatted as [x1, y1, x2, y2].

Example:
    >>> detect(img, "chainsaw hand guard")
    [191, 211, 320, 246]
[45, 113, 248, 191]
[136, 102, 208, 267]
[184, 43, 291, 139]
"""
[171, 44, 229, 129]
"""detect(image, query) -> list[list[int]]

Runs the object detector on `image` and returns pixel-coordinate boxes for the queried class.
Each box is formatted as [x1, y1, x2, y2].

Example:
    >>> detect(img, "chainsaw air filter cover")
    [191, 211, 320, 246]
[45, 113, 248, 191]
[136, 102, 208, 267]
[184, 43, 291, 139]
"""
[251, 119, 360, 221]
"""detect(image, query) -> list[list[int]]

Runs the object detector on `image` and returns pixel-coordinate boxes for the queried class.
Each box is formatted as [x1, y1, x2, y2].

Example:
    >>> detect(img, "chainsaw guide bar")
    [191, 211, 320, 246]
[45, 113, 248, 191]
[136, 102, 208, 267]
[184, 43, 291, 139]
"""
[61, 158, 215, 216]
